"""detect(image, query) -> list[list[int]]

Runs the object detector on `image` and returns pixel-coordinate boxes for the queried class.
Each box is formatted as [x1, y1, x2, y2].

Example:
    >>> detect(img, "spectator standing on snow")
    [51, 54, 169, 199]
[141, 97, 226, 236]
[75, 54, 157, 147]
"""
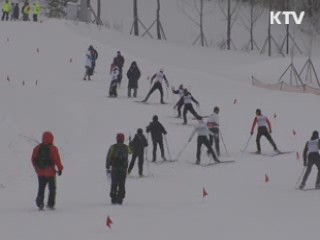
[13, 3, 19, 21]
[106, 133, 129, 205]
[142, 68, 169, 104]
[146, 115, 167, 162]
[250, 108, 278, 154]
[31, 131, 64, 210]
[189, 117, 220, 165]
[128, 128, 148, 176]
[299, 131, 320, 190]
[127, 61, 141, 98]
[1, 0, 11, 21]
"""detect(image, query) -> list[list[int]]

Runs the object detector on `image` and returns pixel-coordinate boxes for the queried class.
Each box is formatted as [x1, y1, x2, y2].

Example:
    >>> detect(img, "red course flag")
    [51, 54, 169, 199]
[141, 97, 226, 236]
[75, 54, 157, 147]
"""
[233, 98, 237, 104]
[273, 113, 277, 118]
[202, 187, 208, 198]
[293, 129, 296, 136]
[7, 76, 10, 81]
[265, 174, 269, 183]
[106, 216, 113, 228]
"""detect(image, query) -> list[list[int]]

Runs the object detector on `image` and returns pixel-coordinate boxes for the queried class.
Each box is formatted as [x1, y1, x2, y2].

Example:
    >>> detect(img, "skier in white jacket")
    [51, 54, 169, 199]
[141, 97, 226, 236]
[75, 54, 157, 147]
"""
[189, 117, 220, 165]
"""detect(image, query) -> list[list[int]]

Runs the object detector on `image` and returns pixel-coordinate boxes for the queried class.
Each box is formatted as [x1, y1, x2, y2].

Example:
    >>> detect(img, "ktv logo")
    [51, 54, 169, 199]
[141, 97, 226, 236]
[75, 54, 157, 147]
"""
[270, 11, 305, 25]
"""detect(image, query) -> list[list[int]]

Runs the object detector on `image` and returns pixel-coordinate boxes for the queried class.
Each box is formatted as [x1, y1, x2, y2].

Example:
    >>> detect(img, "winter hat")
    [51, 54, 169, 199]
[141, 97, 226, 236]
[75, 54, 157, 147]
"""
[153, 115, 158, 121]
[311, 131, 319, 140]
[116, 133, 125, 143]
[214, 106, 220, 113]
[137, 128, 143, 134]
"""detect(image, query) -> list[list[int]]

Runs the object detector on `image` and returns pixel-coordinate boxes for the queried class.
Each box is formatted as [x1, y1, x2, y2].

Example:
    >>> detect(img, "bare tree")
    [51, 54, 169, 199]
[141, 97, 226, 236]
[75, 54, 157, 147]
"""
[240, 0, 264, 51]
[218, 0, 241, 50]
[177, 0, 214, 46]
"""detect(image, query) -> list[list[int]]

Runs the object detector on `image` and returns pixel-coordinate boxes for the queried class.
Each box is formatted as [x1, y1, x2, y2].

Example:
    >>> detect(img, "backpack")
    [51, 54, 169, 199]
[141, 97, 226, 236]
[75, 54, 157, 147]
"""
[111, 144, 128, 170]
[36, 144, 52, 169]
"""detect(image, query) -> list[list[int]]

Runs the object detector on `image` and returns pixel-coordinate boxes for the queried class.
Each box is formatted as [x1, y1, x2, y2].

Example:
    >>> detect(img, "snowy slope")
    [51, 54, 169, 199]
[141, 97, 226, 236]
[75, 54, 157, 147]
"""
[0, 20, 320, 240]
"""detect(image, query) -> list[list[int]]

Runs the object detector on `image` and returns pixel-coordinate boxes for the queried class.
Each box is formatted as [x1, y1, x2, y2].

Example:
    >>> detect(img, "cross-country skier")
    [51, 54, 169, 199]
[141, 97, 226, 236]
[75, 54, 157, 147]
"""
[109, 66, 120, 97]
[106, 133, 129, 205]
[113, 51, 125, 86]
[128, 128, 148, 176]
[142, 68, 169, 104]
[88, 45, 98, 73]
[146, 115, 167, 162]
[188, 117, 220, 165]
[207, 106, 220, 156]
[172, 84, 185, 117]
[250, 108, 278, 154]
[182, 88, 201, 125]
[299, 130, 320, 190]
[83, 49, 93, 80]
[31, 131, 64, 210]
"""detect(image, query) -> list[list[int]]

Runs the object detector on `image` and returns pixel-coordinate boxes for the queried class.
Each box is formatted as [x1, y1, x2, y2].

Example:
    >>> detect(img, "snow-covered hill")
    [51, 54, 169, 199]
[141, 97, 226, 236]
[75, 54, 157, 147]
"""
[0, 19, 319, 240]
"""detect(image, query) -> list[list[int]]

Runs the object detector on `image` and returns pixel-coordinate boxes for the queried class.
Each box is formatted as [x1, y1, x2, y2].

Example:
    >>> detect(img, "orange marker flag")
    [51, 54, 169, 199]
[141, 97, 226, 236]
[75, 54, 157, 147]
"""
[265, 174, 269, 183]
[202, 187, 208, 198]
[106, 216, 113, 228]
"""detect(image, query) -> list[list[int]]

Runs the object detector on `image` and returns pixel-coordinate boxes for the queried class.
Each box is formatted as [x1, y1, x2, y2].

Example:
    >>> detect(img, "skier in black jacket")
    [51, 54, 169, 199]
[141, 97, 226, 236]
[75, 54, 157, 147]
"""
[146, 115, 167, 162]
[127, 61, 141, 98]
[299, 130, 320, 189]
[128, 128, 148, 176]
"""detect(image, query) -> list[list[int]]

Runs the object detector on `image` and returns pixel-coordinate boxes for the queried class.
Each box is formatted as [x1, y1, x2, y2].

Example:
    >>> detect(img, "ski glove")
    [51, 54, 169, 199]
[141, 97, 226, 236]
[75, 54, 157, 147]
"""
[250, 131, 253, 135]
[57, 170, 62, 176]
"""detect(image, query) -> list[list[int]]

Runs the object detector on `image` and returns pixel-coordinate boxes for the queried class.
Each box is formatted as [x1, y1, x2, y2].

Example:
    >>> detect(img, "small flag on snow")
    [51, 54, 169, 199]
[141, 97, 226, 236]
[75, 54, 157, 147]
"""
[7, 76, 10, 81]
[69, 58, 72, 63]
[37, 48, 39, 53]
[273, 113, 277, 118]
[106, 216, 113, 228]
[22, 81, 25, 86]
[202, 187, 208, 198]
[265, 174, 269, 183]
[293, 129, 296, 136]
[233, 98, 237, 104]
[296, 152, 300, 160]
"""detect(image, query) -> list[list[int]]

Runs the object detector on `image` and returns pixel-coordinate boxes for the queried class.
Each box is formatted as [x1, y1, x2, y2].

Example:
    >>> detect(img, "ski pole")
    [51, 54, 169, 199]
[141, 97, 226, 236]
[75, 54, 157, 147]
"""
[295, 166, 306, 189]
[241, 135, 252, 153]
[175, 141, 190, 161]
[145, 133, 151, 176]
[219, 129, 229, 157]
[164, 135, 173, 161]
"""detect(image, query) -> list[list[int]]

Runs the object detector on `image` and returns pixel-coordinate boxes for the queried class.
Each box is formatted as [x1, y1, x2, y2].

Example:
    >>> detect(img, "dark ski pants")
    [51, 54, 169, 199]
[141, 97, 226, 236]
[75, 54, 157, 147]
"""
[301, 153, 320, 187]
[197, 136, 218, 163]
[209, 128, 220, 156]
[256, 126, 277, 152]
[36, 176, 56, 208]
[183, 104, 200, 123]
[152, 139, 165, 161]
[110, 169, 127, 204]
[175, 97, 184, 117]
[128, 152, 144, 175]
[117, 67, 123, 86]
[83, 66, 92, 80]
[144, 82, 164, 103]
[33, 14, 38, 22]
[1, 12, 9, 21]
[109, 80, 118, 97]
[128, 87, 137, 97]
